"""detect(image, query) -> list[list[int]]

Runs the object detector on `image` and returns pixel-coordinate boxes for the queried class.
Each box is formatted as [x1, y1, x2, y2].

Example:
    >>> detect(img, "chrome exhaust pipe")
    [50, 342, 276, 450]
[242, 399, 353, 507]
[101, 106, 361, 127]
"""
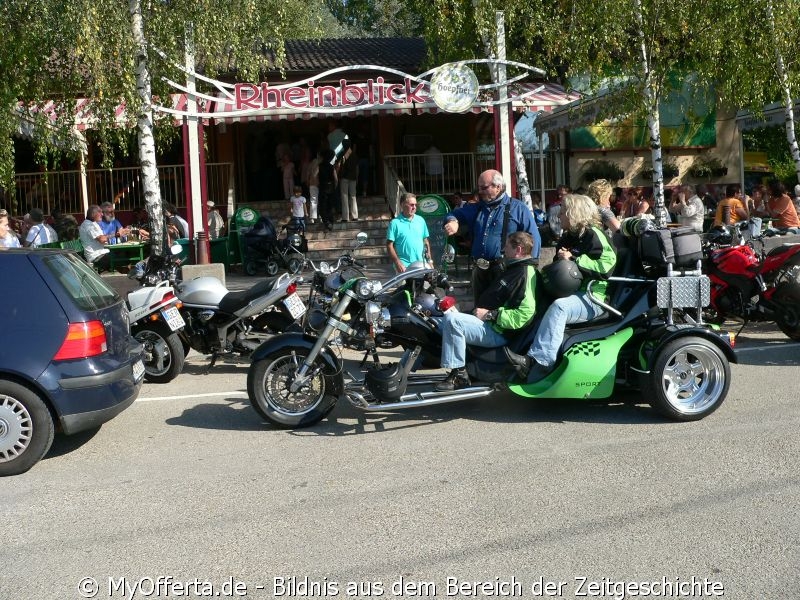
[358, 386, 494, 411]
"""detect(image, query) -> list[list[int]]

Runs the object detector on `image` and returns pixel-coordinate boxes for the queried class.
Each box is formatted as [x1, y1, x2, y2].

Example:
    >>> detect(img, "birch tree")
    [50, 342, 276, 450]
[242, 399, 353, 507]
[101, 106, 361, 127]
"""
[0, 0, 329, 252]
[712, 0, 800, 183]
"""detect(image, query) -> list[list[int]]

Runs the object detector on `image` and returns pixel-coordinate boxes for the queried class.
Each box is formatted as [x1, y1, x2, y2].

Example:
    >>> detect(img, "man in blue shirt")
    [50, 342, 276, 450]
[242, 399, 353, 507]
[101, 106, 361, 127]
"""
[99, 202, 130, 239]
[443, 169, 540, 303]
[386, 193, 431, 272]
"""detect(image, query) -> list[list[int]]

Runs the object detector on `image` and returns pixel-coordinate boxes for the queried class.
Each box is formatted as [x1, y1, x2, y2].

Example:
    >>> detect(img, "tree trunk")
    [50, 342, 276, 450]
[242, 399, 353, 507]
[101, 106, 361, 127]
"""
[766, 0, 800, 183]
[474, 4, 532, 207]
[635, 0, 667, 227]
[129, 0, 165, 257]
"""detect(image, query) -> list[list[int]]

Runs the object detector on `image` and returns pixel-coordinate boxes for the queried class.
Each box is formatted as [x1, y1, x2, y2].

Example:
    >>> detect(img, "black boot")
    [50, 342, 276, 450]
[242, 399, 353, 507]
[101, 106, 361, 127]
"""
[504, 348, 532, 379]
[435, 368, 470, 392]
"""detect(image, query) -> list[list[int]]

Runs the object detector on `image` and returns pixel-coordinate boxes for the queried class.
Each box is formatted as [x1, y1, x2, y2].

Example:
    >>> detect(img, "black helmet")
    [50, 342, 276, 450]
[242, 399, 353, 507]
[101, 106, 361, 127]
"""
[541, 259, 583, 298]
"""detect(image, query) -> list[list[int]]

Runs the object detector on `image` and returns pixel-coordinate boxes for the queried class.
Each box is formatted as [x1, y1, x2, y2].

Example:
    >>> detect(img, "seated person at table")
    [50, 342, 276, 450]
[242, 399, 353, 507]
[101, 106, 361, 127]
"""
[712, 184, 748, 227]
[24, 208, 58, 247]
[52, 205, 80, 241]
[0, 208, 22, 248]
[164, 202, 189, 239]
[79, 205, 111, 272]
[759, 180, 800, 235]
[129, 206, 151, 241]
[99, 201, 131, 239]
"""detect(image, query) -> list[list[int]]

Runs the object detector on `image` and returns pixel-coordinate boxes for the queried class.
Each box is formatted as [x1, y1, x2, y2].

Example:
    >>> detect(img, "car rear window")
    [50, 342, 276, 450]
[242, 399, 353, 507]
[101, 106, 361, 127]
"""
[42, 253, 120, 310]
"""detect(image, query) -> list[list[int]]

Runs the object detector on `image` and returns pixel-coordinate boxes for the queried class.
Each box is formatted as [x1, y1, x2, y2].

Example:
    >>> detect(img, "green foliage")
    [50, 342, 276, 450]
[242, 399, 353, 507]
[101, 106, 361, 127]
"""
[0, 0, 331, 188]
[641, 159, 679, 180]
[582, 159, 624, 183]
[688, 156, 727, 178]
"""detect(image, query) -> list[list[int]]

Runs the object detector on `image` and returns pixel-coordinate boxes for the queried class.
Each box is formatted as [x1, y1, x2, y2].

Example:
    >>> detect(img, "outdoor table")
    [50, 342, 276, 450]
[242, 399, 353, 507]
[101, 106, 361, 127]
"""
[107, 240, 149, 271]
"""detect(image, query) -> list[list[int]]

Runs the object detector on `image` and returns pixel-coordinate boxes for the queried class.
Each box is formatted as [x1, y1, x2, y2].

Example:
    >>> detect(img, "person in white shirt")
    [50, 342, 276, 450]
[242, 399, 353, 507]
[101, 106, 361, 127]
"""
[669, 184, 705, 232]
[79, 205, 111, 271]
[0, 209, 22, 248]
[24, 208, 58, 247]
[207, 201, 225, 240]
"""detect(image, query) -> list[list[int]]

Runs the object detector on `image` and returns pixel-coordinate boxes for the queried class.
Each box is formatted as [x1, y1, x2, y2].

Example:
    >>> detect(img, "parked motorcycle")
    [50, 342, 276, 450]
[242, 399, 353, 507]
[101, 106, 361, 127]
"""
[702, 221, 800, 339]
[126, 279, 186, 383]
[129, 246, 305, 367]
[246, 239, 736, 428]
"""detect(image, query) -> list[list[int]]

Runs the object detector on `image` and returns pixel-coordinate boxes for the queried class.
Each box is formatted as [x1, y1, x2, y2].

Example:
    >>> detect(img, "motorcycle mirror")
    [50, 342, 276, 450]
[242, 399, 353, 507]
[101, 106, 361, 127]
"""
[355, 232, 368, 247]
[442, 244, 456, 264]
[170, 243, 183, 256]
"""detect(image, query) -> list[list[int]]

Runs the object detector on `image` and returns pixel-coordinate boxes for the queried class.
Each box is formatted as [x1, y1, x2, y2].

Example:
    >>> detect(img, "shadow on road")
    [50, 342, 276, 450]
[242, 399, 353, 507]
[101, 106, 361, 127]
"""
[164, 396, 266, 431]
[45, 426, 102, 460]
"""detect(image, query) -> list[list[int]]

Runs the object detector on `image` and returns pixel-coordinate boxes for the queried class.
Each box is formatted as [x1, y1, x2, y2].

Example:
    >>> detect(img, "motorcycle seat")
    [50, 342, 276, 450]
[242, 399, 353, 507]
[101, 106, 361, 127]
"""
[218, 276, 282, 313]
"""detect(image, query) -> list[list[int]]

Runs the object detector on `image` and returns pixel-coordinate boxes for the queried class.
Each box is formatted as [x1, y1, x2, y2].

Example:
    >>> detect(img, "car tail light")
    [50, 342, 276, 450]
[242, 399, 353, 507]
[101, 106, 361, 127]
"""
[54, 320, 108, 360]
[286, 282, 297, 295]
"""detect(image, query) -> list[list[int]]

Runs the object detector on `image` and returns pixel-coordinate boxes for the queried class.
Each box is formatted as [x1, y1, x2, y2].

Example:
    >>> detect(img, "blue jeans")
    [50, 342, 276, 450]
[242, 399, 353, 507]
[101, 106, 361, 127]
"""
[440, 312, 508, 370]
[526, 292, 606, 368]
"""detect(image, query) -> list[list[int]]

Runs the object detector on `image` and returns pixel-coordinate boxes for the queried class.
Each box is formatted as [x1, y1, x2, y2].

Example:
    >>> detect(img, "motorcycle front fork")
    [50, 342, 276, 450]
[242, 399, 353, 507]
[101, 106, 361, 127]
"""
[289, 291, 356, 393]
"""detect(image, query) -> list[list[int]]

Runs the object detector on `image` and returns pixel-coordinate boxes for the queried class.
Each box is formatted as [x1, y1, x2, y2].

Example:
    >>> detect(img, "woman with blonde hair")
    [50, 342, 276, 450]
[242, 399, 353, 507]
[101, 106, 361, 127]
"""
[505, 194, 617, 381]
[586, 178, 621, 233]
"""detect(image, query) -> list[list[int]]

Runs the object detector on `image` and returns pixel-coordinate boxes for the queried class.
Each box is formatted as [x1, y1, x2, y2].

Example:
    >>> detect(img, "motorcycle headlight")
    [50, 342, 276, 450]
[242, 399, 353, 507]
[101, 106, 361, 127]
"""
[355, 279, 382, 299]
[320, 261, 332, 275]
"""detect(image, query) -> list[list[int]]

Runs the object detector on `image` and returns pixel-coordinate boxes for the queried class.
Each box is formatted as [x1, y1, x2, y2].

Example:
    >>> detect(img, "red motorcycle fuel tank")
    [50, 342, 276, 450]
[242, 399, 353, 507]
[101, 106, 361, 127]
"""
[711, 245, 759, 275]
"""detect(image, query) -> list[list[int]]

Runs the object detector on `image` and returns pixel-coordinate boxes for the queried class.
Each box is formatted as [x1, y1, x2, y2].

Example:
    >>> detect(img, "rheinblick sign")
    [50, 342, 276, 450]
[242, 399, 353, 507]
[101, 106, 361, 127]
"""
[234, 78, 430, 110]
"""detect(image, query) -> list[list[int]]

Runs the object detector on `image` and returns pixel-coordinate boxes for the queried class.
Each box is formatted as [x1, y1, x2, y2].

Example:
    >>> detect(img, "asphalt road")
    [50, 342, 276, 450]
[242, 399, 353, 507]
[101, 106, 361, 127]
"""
[2, 326, 799, 600]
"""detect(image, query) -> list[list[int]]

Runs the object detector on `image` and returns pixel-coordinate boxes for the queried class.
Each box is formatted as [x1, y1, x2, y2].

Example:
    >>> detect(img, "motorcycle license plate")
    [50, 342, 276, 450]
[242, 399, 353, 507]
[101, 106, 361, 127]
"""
[161, 306, 186, 331]
[132, 359, 145, 382]
[283, 292, 306, 319]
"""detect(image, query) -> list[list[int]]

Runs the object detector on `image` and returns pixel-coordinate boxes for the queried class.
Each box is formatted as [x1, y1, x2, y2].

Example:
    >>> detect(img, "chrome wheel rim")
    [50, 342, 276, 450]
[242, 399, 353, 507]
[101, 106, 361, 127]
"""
[659, 343, 725, 415]
[261, 353, 325, 417]
[0, 394, 33, 463]
[135, 330, 172, 376]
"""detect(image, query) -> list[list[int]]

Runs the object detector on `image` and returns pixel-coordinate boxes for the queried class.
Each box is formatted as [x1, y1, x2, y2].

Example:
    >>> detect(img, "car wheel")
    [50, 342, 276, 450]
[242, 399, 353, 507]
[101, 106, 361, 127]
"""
[0, 380, 55, 476]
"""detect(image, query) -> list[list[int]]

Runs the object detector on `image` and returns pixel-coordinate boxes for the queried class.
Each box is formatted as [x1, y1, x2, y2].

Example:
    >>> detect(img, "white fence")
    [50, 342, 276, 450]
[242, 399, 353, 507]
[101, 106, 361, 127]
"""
[384, 151, 559, 206]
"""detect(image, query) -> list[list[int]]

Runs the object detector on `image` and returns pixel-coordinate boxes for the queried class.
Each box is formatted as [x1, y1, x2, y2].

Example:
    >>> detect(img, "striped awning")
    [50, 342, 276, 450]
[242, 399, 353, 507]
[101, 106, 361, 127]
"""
[209, 82, 580, 124]
[14, 94, 189, 133]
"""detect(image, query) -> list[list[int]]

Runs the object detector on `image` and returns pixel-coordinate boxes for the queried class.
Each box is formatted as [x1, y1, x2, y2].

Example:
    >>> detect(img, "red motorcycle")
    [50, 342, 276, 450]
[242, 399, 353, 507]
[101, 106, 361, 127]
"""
[703, 224, 800, 338]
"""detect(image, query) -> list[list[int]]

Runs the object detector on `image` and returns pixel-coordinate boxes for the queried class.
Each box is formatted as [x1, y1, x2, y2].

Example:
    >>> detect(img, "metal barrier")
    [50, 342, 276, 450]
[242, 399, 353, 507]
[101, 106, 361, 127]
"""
[383, 151, 558, 203]
[9, 162, 234, 216]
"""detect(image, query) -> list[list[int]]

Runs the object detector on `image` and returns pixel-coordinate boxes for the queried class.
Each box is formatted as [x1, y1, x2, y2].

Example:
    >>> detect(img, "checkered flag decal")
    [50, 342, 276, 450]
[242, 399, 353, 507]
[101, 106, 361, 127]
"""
[566, 341, 602, 358]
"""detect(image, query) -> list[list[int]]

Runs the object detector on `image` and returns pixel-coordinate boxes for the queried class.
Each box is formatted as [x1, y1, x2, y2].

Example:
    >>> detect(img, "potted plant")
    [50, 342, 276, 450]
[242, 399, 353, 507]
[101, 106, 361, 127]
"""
[689, 156, 727, 178]
[582, 159, 624, 183]
[641, 159, 679, 179]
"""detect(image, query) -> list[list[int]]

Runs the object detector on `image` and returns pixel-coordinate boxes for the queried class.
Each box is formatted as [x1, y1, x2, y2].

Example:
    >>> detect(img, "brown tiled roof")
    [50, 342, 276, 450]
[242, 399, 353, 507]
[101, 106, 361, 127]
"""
[272, 38, 426, 74]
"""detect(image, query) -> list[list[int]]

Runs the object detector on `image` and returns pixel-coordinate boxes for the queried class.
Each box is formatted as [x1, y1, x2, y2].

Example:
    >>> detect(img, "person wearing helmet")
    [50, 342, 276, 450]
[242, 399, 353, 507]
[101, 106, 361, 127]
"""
[506, 194, 617, 382]
[435, 231, 541, 391]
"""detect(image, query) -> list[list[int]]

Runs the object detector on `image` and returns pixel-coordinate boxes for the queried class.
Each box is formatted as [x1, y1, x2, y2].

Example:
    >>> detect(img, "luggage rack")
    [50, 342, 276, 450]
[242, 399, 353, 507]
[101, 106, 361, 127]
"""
[656, 261, 710, 325]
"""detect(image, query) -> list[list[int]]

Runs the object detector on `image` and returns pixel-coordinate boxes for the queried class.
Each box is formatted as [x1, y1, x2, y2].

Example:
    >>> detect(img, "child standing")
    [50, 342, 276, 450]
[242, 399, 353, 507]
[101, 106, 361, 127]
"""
[289, 185, 308, 232]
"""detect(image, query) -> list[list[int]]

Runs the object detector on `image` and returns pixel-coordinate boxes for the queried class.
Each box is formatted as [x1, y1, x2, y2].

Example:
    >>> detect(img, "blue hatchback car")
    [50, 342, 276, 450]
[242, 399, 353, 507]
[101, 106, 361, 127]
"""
[0, 248, 144, 475]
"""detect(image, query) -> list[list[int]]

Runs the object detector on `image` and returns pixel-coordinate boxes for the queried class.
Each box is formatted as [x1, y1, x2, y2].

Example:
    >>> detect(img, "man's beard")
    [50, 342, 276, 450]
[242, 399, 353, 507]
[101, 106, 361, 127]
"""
[103, 215, 113, 222]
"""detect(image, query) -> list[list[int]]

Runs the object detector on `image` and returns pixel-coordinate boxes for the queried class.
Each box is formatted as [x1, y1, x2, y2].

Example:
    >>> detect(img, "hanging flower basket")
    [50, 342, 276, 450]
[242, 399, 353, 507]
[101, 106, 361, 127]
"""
[582, 159, 624, 183]
[689, 156, 727, 179]
[641, 160, 679, 179]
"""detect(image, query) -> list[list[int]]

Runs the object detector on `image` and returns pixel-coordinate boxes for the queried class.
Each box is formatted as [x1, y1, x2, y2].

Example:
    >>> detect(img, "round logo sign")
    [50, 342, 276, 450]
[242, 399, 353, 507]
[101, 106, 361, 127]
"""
[430, 63, 479, 113]
[418, 197, 440, 214]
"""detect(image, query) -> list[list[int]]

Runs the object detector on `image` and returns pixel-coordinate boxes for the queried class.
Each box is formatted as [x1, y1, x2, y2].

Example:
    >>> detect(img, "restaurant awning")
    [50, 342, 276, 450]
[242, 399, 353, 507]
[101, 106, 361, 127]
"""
[736, 100, 800, 131]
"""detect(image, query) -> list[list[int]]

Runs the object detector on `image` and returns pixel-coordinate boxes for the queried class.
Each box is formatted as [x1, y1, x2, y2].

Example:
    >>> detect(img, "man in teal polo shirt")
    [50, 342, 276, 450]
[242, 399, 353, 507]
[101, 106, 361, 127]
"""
[386, 193, 432, 272]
